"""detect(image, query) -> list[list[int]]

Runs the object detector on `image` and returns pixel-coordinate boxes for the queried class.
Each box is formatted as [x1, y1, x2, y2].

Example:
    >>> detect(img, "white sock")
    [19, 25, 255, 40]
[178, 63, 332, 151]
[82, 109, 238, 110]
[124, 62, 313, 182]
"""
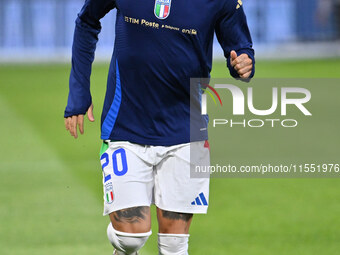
[158, 233, 190, 255]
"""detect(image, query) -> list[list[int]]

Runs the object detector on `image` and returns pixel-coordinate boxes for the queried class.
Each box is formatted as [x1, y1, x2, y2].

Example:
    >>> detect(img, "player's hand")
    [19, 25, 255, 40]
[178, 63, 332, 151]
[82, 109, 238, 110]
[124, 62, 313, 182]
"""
[230, 50, 253, 79]
[64, 104, 95, 139]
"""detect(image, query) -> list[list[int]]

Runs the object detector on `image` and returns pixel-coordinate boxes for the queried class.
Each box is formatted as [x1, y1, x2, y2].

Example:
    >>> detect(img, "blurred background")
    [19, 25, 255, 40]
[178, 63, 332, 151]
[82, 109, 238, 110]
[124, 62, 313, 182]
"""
[0, 0, 339, 255]
[0, 0, 339, 62]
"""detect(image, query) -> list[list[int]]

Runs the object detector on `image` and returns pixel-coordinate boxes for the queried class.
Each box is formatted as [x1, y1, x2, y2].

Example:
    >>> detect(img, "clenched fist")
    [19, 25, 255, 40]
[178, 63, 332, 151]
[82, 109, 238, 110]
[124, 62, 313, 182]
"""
[230, 50, 253, 79]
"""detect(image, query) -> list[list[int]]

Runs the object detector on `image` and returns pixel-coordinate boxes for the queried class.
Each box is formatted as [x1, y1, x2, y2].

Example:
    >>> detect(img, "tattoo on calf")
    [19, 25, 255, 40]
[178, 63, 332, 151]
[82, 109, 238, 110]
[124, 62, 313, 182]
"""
[161, 210, 193, 222]
[113, 206, 149, 223]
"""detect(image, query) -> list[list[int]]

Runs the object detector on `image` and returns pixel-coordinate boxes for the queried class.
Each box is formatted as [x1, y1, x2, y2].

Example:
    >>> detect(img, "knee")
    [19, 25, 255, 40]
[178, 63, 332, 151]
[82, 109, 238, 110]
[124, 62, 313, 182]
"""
[158, 233, 190, 255]
[107, 223, 151, 255]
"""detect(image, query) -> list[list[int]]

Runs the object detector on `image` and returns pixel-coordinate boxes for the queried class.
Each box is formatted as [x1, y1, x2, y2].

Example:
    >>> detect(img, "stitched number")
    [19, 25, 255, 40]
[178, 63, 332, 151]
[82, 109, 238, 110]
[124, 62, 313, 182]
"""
[101, 149, 128, 176]
[112, 148, 128, 176]
[100, 153, 109, 171]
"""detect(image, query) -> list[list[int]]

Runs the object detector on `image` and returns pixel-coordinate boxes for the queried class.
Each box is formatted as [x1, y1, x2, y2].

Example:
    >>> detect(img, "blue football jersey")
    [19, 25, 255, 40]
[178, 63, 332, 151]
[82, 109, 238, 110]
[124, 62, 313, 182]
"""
[64, 0, 255, 146]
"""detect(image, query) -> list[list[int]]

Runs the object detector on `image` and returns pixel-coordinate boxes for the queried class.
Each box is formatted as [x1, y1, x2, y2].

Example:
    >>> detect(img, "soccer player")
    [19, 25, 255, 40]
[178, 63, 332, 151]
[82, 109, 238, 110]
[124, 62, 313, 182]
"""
[64, 0, 254, 254]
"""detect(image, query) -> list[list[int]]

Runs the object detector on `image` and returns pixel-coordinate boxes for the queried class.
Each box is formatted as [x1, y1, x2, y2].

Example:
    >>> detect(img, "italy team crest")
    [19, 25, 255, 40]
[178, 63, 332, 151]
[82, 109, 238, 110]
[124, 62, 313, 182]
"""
[154, 0, 171, 19]
[105, 182, 114, 204]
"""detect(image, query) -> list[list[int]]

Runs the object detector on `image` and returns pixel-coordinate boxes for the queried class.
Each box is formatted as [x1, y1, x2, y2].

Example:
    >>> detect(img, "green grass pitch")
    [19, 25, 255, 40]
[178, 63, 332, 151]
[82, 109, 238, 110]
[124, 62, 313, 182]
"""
[0, 59, 339, 254]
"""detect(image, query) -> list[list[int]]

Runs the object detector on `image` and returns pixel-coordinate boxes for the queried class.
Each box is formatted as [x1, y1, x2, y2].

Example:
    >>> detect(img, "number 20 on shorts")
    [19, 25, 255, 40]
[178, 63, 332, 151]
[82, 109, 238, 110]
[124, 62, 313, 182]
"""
[101, 148, 128, 176]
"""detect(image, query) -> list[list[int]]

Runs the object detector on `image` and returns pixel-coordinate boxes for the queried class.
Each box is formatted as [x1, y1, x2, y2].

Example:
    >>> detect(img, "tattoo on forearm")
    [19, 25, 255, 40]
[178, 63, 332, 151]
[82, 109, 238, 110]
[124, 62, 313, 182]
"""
[113, 206, 149, 223]
[161, 210, 193, 222]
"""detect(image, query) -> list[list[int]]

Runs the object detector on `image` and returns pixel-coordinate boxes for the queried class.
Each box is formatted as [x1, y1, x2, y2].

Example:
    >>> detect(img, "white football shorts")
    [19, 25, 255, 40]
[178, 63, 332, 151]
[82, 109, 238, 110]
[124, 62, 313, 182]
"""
[100, 140, 210, 215]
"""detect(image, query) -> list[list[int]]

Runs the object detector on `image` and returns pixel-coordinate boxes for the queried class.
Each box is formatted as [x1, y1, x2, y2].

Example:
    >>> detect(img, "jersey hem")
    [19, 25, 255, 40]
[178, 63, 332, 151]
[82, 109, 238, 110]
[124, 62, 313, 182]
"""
[100, 134, 208, 146]
[155, 203, 208, 214]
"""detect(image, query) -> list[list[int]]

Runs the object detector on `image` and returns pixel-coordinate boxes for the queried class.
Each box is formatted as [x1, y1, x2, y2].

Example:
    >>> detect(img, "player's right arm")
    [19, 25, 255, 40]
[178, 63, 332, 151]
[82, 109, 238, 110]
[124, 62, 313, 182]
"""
[64, 0, 116, 138]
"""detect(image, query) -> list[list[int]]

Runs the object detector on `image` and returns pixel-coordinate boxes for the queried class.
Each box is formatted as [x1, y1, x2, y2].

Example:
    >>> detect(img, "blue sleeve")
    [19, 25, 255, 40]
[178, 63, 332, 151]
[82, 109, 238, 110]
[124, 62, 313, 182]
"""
[64, 0, 116, 118]
[215, 0, 255, 79]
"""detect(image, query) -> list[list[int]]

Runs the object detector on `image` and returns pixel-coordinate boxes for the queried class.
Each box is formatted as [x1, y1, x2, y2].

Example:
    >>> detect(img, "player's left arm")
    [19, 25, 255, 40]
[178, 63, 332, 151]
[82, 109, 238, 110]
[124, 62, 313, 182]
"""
[215, 0, 255, 80]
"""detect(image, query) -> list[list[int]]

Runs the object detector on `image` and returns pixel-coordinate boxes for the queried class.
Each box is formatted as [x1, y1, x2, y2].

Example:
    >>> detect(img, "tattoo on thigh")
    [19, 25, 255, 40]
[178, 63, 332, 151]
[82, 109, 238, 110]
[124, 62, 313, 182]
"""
[113, 206, 149, 223]
[161, 210, 193, 222]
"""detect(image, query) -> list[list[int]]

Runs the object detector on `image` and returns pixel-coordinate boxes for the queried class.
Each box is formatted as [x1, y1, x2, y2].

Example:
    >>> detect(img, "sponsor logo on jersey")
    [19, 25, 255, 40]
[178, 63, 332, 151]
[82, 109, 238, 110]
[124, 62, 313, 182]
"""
[236, 0, 243, 9]
[154, 0, 171, 19]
